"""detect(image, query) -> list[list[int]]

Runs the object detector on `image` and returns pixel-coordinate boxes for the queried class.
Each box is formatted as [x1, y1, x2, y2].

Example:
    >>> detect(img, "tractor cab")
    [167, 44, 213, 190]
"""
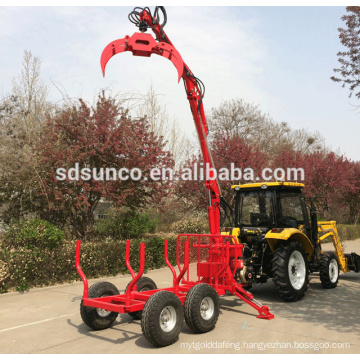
[230, 182, 311, 242]
[220, 182, 320, 298]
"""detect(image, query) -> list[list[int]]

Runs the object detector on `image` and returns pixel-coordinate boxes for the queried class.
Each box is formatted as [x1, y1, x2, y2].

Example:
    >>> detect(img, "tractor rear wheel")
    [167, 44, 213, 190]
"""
[184, 283, 220, 333]
[126, 276, 157, 320]
[80, 281, 119, 330]
[320, 252, 339, 289]
[141, 291, 184, 347]
[272, 241, 309, 301]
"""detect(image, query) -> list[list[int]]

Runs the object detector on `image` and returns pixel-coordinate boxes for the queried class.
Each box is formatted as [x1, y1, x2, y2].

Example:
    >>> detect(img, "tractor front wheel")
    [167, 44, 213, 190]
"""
[141, 291, 184, 347]
[272, 241, 309, 301]
[320, 252, 339, 289]
[80, 281, 119, 330]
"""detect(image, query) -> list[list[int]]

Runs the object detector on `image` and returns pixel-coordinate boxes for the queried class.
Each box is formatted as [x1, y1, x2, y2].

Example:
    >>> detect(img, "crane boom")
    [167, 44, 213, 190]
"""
[101, 6, 222, 234]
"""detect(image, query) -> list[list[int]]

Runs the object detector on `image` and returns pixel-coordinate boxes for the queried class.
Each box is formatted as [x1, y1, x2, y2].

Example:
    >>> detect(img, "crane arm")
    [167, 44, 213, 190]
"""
[100, 6, 221, 234]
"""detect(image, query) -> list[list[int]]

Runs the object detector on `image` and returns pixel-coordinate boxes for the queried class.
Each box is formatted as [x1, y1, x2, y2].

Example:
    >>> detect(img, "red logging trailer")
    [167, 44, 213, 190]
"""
[76, 234, 273, 347]
[76, 6, 274, 347]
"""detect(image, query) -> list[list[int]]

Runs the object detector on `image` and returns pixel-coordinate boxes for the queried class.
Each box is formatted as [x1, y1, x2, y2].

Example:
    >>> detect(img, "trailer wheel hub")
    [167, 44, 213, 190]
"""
[96, 295, 112, 317]
[200, 297, 215, 320]
[159, 306, 176, 332]
[96, 308, 111, 317]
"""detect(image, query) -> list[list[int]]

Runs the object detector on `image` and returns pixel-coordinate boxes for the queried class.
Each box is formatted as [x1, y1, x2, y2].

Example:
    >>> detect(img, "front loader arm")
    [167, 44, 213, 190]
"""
[318, 221, 349, 272]
[100, 6, 221, 234]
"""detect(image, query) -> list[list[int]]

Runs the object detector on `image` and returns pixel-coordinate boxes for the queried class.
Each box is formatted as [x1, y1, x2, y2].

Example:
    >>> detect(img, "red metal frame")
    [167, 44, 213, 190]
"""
[76, 236, 274, 320]
[76, 238, 191, 313]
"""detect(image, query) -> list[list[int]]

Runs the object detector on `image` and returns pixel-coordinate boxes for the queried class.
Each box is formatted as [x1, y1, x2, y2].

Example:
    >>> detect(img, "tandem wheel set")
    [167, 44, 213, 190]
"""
[76, 235, 274, 347]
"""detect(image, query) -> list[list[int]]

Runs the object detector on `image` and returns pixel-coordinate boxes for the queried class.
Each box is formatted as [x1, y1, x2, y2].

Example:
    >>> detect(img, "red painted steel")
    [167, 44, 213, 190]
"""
[125, 240, 145, 308]
[75, 240, 88, 298]
[76, 238, 190, 314]
[101, 33, 184, 82]
[164, 238, 177, 283]
[76, 234, 274, 319]
[100, 8, 221, 234]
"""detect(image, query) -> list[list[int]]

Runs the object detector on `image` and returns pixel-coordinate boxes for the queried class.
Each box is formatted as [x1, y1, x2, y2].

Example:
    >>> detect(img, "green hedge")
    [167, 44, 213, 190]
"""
[0, 236, 177, 293]
[1, 223, 359, 294]
[337, 224, 360, 241]
[4, 218, 64, 250]
[92, 209, 158, 240]
[170, 217, 208, 234]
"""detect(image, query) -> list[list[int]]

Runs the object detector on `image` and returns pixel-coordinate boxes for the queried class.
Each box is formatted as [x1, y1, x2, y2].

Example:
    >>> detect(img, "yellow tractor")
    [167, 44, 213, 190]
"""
[222, 182, 360, 301]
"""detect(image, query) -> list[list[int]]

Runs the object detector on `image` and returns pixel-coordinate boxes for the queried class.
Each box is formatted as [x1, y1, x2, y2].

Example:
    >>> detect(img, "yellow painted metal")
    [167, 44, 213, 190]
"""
[222, 227, 314, 259]
[224, 223, 348, 271]
[231, 182, 305, 190]
[227, 182, 351, 273]
[318, 221, 349, 272]
[221, 228, 240, 244]
[230, 228, 241, 243]
[265, 228, 314, 260]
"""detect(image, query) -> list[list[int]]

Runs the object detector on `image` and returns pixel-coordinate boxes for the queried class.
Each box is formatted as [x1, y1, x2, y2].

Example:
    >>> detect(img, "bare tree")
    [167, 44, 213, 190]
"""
[0, 50, 50, 222]
[136, 83, 169, 135]
[167, 115, 196, 167]
[331, 6, 360, 101]
[207, 99, 265, 141]
[12, 50, 48, 121]
[288, 128, 327, 154]
[136, 83, 192, 168]
[206, 98, 329, 157]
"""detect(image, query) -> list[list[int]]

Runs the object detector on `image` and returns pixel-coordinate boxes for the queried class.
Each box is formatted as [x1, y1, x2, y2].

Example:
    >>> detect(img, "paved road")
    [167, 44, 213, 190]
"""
[1, 240, 360, 354]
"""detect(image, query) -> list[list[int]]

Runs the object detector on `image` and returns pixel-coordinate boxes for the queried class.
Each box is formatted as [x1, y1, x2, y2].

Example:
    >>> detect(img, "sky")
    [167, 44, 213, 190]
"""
[1, 2, 359, 161]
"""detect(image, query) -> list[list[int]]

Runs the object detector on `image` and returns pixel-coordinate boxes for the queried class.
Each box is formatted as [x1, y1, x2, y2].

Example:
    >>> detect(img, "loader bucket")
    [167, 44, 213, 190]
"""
[346, 252, 360, 273]
[100, 32, 185, 82]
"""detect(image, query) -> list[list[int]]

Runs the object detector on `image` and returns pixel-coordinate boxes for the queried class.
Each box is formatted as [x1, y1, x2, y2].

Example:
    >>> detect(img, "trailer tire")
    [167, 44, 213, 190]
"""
[80, 281, 119, 330]
[184, 283, 220, 333]
[272, 241, 309, 301]
[320, 251, 339, 289]
[141, 291, 183, 347]
[126, 277, 157, 320]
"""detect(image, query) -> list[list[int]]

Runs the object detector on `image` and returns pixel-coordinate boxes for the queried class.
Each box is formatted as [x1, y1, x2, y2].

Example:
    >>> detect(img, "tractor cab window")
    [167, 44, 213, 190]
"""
[278, 192, 305, 228]
[238, 191, 274, 227]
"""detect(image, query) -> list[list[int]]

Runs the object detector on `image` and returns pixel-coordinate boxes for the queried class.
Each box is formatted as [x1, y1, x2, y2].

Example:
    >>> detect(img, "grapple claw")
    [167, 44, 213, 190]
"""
[100, 32, 184, 82]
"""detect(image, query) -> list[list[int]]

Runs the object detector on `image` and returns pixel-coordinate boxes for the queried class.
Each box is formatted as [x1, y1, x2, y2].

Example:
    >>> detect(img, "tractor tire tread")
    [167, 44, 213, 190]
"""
[319, 251, 339, 289]
[271, 241, 309, 302]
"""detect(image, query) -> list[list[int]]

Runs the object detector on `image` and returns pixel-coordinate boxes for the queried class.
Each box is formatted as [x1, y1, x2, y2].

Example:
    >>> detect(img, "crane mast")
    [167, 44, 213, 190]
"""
[101, 6, 222, 234]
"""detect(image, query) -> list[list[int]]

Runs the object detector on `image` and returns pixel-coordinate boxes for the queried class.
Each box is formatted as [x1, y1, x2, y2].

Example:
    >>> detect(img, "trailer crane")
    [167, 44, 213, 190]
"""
[101, 6, 223, 235]
[75, 6, 275, 348]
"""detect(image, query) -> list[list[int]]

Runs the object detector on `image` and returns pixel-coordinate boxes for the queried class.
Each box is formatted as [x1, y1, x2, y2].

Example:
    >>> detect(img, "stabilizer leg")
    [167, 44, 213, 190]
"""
[234, 284, 274, 320]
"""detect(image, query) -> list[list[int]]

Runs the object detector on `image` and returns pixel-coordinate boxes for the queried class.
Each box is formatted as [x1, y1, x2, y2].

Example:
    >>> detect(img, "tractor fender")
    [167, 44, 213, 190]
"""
[220, 228, 241, 243]
[265, 229, 314, 260]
